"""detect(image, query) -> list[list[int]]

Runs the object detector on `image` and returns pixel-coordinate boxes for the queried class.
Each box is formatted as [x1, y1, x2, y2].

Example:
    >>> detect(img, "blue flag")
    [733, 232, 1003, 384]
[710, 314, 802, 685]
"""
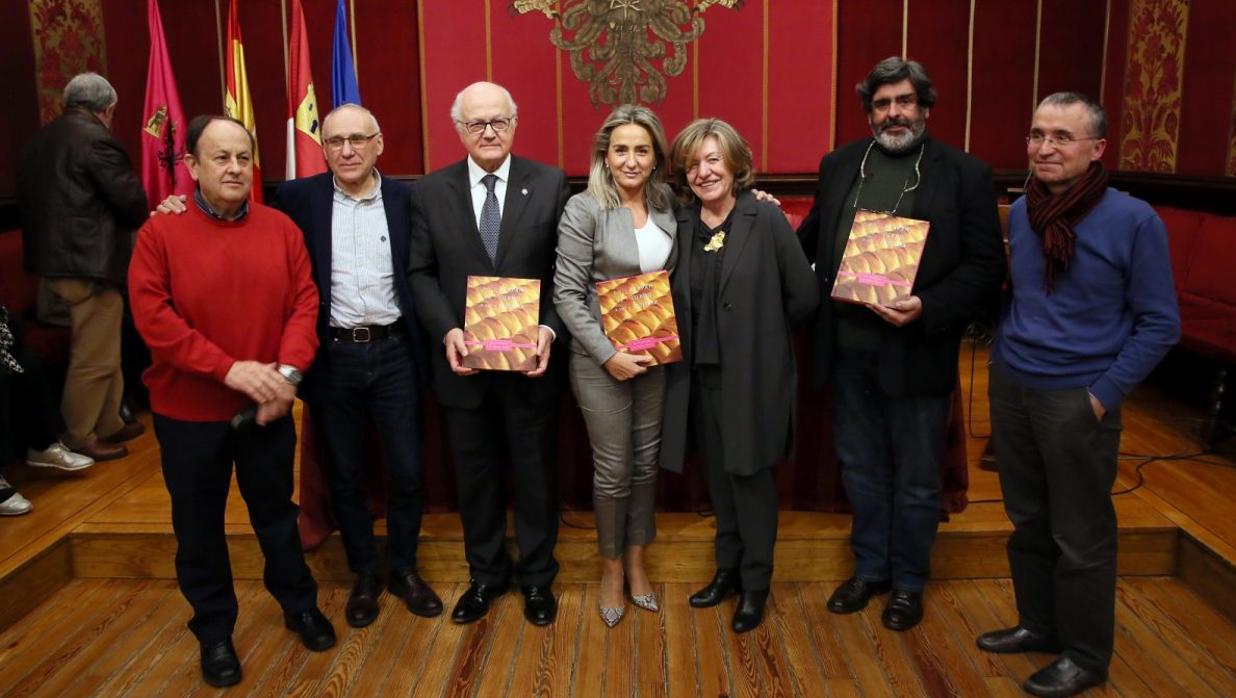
[331, 0, 361, 107]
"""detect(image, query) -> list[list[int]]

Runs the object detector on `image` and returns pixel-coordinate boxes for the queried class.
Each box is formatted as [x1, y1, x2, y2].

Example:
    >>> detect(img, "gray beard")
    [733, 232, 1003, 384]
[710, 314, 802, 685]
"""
[875, 122, 927, 153]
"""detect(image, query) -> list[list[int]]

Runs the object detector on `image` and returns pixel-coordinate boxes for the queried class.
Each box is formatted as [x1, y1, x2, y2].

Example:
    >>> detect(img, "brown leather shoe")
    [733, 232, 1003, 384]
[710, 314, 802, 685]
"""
[76, 440, 128, 461]
[101, 421, 145, 444]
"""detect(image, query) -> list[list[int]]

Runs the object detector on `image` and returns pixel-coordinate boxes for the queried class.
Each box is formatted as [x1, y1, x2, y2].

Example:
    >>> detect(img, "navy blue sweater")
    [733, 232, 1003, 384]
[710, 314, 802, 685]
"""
[993, 188, 1180, 410]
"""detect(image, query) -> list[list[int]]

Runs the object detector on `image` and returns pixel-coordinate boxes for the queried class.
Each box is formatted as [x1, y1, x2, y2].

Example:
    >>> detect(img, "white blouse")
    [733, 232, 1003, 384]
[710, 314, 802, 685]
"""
[633, 215, 672, 273]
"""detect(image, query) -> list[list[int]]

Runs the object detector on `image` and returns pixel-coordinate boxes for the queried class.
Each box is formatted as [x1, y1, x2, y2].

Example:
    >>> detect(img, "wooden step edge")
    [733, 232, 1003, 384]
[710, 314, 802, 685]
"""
[0, 537, 71, 634]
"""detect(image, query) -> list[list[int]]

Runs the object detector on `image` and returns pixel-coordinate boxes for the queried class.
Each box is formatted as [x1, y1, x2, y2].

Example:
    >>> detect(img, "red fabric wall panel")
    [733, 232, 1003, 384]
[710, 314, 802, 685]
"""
[354, 0, 422, 174]
[1102, 0, 1131, 170]
[234, 0, 290, 188]
[163, 2, 229, 132]
[1176, 0, 1236, 175]
[100, 0, 146, 165]
[969, 0, 1038, 169]
[696, 4, 764, 168]
[1037, 0, 1106, 101]
[834, 0, 901, 145]
[905, 0, 969, 153]
[766, 0, 833, 172]
[1, 2, 42, 200]
[419, 0, 486, 172]
[491, 3, 565, 172]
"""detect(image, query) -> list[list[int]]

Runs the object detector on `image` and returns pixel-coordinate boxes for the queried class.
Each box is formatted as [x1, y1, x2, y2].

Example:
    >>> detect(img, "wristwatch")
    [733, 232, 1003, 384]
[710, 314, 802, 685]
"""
[277, 364, 303, 386]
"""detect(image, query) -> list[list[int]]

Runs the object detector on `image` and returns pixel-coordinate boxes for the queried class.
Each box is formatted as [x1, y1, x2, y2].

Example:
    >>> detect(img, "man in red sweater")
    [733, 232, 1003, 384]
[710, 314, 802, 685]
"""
[129, 115, 334, 688]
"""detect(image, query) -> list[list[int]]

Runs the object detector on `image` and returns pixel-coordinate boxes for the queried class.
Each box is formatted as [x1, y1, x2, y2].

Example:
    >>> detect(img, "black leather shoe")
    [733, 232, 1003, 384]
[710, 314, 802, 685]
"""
[1023, 656, 1106, 697]
[977, 626, 1062, 654]
[284, 608, 336, 651]
[689, 568, 742, 608]
[826, 577, 891, 614]
[451, 581, 508, 624]
[346, 572, 382, 628]
[522, 585, 557, 626]
[389, 568, 443, 618]
[881, 588, 924, 631]
[200, 639, 242, 687]
[731, 589, 769, 633]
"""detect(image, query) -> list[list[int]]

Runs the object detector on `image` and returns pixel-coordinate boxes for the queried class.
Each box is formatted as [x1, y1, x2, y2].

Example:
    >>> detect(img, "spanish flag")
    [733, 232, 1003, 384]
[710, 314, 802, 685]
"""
[224, 0, 262, 202]
[286, 0, 326, 179]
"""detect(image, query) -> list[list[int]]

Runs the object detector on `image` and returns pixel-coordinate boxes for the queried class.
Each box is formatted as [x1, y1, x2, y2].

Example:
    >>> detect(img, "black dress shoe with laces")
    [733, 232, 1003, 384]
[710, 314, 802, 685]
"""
[977, 626, 1062, 654]
[284, 608, 337, 651]
[689, 568, 742, 608]
[827, 577, 892, 614]
[1023, 656, 1106, 697]
[451, 581, 508, 624]
[389, 568, 444, 618]
[731, 589, 769, 633]
[200, 638, 242, 687]
[522, 585, 557, 625]
[346, 572, 382, 628]
[881, 588, 924, 631]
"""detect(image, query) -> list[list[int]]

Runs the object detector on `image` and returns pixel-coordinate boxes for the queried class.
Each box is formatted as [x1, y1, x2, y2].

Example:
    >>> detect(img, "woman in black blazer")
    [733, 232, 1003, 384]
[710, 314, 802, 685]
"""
[661, 118, 818, 633]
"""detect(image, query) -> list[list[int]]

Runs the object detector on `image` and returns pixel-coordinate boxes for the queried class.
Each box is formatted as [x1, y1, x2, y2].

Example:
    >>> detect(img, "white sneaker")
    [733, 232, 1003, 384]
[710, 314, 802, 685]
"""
[0, 475, 33, 515]
[26, 442, 96, 472]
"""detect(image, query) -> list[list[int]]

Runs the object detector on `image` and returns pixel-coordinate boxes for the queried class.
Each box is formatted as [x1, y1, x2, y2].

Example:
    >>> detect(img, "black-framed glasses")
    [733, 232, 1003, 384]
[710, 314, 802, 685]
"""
[1026, 132, 1099, 148]
[456, 117, 514, 135]
[324, 133, 380, 150]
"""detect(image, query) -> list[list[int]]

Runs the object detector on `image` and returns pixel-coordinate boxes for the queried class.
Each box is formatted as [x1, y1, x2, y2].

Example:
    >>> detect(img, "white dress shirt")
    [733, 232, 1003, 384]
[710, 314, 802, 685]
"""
[329, 173, 402, 328]
[467, 154, 511, 228]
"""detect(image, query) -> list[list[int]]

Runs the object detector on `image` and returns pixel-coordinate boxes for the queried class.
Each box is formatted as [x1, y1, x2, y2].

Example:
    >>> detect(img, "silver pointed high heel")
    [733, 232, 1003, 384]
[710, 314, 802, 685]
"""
[599, 602, 626, 627]
[630, 591, 659, 612]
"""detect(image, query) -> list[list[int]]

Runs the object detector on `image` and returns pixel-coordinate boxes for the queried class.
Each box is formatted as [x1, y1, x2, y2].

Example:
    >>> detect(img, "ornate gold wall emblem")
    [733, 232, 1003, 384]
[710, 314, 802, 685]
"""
[514, 0, 742, 107]
[1118, 0, 1188, 173]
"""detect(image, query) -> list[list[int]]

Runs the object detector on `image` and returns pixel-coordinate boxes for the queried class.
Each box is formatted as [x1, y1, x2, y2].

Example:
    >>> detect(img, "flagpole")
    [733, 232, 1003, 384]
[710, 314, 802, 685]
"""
[281, 0, 289, 88]
[349, 0, 358, 74]
[214, 0, 225, 106]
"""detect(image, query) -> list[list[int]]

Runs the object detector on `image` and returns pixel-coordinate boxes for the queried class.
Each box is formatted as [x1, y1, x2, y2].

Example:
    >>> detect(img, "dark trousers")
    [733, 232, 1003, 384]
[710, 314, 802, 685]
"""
[693, 367, 778, 592]
[312, 334, 425, 574]
[988, 365, 1120, 674]
[833, 349, 950, 591]
[443, 375, 559, 588]
[1, 341, 61, 458]
[153, 413, 318, 643]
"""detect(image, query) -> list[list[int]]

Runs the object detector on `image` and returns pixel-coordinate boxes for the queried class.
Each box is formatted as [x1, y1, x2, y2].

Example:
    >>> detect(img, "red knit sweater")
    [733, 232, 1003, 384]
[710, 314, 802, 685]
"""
[128, 203, 319, 421]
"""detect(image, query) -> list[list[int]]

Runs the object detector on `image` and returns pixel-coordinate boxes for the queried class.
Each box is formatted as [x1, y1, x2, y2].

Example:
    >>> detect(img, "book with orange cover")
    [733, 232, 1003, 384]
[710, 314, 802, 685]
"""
[830, 209, 930, 306]
[462, 275, 541, 371]
[595, 269, 682, 365]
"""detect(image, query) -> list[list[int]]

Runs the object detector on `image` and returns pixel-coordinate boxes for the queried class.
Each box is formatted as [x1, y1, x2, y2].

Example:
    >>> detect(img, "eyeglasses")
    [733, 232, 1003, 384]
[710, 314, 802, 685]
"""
[871, 94, 918, 112]
[1026, 132, 1099, 148]
[456, 117, 514, 135]
[324, 133, 380, 150]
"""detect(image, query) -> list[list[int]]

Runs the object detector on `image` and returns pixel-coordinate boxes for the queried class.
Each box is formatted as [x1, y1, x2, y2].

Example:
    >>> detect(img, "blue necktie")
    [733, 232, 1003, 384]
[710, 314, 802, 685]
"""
[479, 174, 501, 263]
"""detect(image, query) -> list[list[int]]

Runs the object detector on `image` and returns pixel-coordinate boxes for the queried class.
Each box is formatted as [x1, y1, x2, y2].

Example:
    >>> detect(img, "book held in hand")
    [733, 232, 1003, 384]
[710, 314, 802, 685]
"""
[596, 269, 682, 365]
[462, 275, 541, 371]
[831, 209, 930, 306]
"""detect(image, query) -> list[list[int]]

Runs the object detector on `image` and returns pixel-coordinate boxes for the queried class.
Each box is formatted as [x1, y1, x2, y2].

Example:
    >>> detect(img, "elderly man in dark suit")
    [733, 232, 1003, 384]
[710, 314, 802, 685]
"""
[408, 81, 570, 626]
[798, 57, 1005, 631]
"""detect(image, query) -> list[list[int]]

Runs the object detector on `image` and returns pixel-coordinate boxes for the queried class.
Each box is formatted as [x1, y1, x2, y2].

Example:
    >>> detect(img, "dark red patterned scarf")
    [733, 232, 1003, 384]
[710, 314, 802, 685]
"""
[1025, 161, 1109, 291]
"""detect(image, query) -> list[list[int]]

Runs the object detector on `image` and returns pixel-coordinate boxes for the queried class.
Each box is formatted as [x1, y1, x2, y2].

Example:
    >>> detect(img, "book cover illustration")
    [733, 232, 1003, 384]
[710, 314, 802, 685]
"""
[595, 269, 682, 365]
[831, 209, 930, 306]
[462, 275, 541, 371]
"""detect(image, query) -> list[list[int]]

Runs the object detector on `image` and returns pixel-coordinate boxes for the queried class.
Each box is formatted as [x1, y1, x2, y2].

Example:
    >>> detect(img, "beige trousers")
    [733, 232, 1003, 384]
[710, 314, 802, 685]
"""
[46, 278, 125, 448]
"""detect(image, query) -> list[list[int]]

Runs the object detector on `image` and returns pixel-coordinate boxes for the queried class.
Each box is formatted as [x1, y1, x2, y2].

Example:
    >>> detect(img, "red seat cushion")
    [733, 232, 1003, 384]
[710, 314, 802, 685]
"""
[1154, 206, 1206, 293]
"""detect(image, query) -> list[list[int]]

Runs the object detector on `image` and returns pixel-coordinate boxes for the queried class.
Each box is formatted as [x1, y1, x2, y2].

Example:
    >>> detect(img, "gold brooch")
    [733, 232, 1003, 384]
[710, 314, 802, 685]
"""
[704, 231, 726, 253]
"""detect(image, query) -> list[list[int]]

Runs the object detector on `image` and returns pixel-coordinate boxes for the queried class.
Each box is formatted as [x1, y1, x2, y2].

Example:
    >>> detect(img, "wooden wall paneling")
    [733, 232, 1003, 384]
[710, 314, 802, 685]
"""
[905, 0, 970, 152]
[835, 0, 903, 146]
[489, 1, 561, 175]
[766, 0, 833, 172]
[0, 2, 40, 202]
[353, 0, 423, 174]
[1035, 0, 1106, 103]
[968, 0, 1039, 169]
[1175, 0, 1236, 176]
[695, 2, 765, 169]
[418, 0, 487, 172]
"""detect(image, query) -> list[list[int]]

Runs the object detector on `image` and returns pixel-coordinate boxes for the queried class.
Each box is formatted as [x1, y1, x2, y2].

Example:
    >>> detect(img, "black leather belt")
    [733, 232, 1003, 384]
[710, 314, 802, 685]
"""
[329, 323, 403, 343]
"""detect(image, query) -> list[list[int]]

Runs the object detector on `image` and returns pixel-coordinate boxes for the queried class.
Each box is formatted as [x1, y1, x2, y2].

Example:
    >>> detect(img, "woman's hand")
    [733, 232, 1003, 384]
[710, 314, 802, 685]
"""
[603, 351, 652, 380]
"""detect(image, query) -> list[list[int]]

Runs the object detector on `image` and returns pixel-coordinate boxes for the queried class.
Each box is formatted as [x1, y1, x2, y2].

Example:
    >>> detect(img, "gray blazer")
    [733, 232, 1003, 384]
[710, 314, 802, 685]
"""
[554, 191, 679, 365]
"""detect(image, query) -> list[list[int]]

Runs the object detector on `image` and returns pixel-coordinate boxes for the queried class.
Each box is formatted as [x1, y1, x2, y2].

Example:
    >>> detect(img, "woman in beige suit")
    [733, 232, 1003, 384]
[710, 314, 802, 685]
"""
[554, 105, 677, 627]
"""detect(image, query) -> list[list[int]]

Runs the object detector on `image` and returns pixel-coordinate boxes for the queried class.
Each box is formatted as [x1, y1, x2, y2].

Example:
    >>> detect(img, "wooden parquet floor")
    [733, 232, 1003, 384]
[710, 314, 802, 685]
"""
[1, 577, 1234, 697]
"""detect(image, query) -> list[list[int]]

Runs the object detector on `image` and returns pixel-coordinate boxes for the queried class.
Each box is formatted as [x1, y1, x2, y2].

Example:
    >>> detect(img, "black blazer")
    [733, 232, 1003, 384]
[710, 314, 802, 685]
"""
[274, 172, 427, 401]
[408, 155, 571, 409]
[660, 191, 819, 477]
[797, 137, 1006, 397]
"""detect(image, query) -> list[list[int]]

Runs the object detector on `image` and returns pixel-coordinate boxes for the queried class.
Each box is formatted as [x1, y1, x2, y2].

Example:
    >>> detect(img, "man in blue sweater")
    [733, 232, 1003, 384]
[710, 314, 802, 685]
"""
[978, 93, 1179, 697]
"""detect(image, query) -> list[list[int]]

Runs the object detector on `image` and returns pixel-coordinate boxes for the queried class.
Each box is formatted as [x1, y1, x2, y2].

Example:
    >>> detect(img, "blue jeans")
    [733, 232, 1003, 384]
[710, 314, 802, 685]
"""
[311, 333, 425, 574]
[833, 349, 950, 591]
